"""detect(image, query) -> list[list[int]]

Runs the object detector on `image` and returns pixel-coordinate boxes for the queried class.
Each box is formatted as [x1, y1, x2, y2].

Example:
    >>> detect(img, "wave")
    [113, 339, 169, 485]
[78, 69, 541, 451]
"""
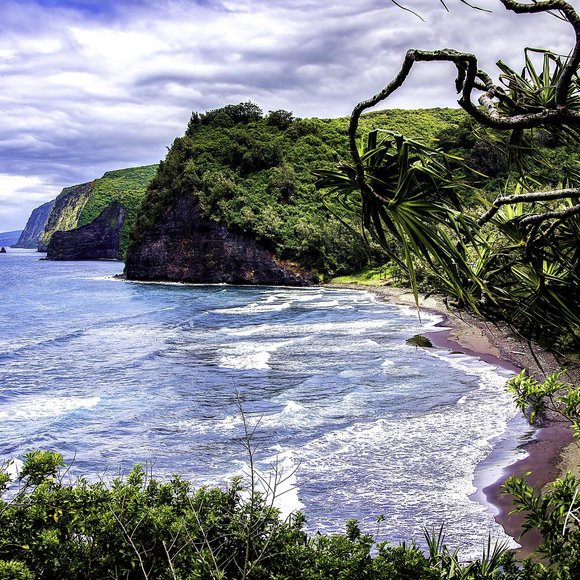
[0, 396, 100, 421]
[218, 339, 294, 370]
[212, 301, 292, 315]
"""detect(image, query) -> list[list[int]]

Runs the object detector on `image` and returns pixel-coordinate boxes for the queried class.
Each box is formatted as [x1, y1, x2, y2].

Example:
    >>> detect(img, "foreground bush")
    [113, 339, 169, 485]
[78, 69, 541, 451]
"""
[0, 450, 576, 579]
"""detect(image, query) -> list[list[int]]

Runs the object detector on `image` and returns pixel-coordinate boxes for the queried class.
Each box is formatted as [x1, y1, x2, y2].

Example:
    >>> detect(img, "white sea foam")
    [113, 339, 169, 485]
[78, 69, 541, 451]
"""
[227, 447, 305, 518]
[218, 340, 294, 370]
[306, 300, 340, 308]
[175, 412, 243, 435]
[213, 301, 292, 315]
[0, 396, 100, 421]
[290, 366, 521, 557]
[217, 324, 274, 337]
[3, 457, 23, 480]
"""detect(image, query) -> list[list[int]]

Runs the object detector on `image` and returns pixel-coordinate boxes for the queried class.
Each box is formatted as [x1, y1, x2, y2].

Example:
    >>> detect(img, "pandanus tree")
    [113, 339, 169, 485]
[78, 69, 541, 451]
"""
[316, 0, 580, 348]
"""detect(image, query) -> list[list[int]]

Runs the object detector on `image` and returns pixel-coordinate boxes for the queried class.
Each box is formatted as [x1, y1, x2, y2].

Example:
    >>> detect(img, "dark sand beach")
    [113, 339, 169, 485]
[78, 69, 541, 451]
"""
[331, 282, 579, 556]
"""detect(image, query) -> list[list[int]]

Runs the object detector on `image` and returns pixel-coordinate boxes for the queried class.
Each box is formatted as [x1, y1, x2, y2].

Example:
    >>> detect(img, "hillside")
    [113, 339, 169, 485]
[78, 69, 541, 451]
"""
[13, 201, 54, 249]
[0, 230, 23, 247]
[126, 104, 466, 282]
[38, 165, 157, 256]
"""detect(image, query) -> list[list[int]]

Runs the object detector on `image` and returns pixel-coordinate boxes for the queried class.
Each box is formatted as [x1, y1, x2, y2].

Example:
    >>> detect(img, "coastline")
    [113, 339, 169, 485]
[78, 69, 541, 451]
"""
[329, 282, 578, 556]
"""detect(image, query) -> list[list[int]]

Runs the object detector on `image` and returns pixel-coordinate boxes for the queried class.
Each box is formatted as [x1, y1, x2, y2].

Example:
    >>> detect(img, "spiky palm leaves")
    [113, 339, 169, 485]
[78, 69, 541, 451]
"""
[315, 128, 580, 346]
[483, 197, 580, 342]
[314, 131, 485, 308]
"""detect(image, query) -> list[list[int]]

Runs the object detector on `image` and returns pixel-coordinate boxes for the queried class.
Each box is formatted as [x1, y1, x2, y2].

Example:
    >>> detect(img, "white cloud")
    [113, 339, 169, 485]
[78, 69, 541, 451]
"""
[0, 0, 573, 230]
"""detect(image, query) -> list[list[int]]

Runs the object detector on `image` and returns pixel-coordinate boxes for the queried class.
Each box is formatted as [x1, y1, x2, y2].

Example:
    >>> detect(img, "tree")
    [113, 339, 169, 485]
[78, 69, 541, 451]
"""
[316, 0, 580, 348]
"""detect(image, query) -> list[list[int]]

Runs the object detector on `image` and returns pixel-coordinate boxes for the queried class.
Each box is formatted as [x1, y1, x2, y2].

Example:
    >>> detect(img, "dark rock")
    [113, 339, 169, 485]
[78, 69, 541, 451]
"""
[406, 334, 433, 348]
[125, 195, 317, 286]
[13, 200, 55, 249]
[0, 247, 6, 253]
[47, 202, 125, 261]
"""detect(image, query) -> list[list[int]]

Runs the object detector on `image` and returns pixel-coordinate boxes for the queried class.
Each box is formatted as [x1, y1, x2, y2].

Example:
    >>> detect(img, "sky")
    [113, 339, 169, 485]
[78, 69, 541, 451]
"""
[0, 0, 574, 231]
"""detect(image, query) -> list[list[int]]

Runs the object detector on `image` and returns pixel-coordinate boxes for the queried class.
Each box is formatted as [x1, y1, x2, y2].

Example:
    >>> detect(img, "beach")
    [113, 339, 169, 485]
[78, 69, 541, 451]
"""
[331, 282, 580, 556]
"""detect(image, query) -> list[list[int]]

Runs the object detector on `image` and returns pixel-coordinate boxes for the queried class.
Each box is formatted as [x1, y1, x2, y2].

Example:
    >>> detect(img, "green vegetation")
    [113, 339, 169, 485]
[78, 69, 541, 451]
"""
[77, 165, 158, 254]
[128, 103, 465, 278]
[330, 265, 403, 285]
[502, 371, 580, 578]
[0, 450, 557, 579]
[39, 183, 93, 251]
[315, 53, 580, 352]
[39, 166, 157, 255]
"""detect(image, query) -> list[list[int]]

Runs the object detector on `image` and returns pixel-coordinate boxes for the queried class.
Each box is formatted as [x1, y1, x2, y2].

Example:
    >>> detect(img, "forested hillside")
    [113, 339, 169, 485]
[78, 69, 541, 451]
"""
[128, 103, 465, 278]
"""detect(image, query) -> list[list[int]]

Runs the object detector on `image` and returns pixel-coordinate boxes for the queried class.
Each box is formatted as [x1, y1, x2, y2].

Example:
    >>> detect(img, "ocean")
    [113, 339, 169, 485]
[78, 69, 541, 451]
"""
[0, 249, 530, 557]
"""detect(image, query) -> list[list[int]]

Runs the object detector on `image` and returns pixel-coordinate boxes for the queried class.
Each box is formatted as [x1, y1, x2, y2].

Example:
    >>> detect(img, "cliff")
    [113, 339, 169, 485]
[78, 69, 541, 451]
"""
[0, 230, 23, 247]
[36, 165, 156, 254]
[75, 165, 158, 252]
[38, 182, 93, 251]
[125, 105, 472, 284]
[125, 194, 317, 285]
[47, 202, 126, 260]
[13, 201, 54, 248]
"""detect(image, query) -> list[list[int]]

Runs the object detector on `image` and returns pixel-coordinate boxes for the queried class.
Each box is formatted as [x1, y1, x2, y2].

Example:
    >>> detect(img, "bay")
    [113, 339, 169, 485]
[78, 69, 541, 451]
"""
[0, 249, 529, 557]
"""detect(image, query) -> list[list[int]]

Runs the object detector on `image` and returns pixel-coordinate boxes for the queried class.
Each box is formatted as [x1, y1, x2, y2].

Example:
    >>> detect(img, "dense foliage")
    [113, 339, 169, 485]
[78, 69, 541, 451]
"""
[0, 451, 565, 579]
[315, 48, 580, 351]
[128, 103, 464, 278]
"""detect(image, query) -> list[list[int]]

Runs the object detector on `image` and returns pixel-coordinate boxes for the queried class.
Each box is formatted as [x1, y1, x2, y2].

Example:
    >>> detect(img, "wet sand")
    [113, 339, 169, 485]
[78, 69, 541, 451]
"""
[330, 282, 579, 556]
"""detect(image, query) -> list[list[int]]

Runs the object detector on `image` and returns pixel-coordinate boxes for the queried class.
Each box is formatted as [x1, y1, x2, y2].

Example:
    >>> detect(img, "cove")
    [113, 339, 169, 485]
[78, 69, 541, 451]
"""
[0, 249, 529, 558]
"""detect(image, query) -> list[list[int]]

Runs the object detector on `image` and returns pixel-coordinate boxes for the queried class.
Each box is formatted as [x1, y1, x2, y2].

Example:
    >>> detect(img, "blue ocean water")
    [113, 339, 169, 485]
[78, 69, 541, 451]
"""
[0, 249, 529, 556]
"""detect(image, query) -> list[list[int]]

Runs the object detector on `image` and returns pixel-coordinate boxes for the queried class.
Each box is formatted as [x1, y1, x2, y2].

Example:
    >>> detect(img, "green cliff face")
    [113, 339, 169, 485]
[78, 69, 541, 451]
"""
[38, 182, 93, 252]
[38, 165, 157, 254]
[127, 104, 467, 281]
[77, 165, 158, 252]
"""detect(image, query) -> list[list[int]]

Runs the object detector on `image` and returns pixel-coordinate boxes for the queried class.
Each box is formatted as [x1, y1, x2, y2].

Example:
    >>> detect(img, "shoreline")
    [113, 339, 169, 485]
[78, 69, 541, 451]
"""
[329, 282, 577, 557]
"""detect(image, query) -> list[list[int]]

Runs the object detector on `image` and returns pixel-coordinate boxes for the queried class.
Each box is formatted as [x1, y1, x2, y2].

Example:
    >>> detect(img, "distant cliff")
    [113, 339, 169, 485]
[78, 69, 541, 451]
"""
[0, 230, 23, 247]
[13, 200, 55, 249]
[47, 202, 126, 260]
[38, 183, 93, 252]
[125, 104, 466, 284]
[125, 194, 317, 285]
[36, 165, 157, 255]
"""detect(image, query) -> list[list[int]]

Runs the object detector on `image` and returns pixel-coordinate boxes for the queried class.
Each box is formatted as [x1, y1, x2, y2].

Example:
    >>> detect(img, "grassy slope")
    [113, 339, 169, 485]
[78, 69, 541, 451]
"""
[39, 184, 93, 251]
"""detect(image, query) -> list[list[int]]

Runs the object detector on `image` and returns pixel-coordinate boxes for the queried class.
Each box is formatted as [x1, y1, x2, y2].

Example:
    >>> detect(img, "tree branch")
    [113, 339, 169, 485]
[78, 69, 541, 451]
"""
[499, 1, 580, 108]
[521, 201, 580, 227]
[477, 188, 580, 225]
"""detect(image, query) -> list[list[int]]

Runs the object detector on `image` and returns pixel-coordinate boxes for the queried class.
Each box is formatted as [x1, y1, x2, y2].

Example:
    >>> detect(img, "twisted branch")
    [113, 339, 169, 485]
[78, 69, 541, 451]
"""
[350, 0, 580, 238]
[477, 188, 580, 225]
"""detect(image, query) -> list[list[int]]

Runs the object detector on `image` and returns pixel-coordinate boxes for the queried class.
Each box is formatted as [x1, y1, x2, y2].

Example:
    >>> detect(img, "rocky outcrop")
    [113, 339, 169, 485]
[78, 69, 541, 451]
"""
[13, 201, 55, 248]
[125, 195, 317, 285]
[47, 202, 126, 260]
[38, 182, 93, 251]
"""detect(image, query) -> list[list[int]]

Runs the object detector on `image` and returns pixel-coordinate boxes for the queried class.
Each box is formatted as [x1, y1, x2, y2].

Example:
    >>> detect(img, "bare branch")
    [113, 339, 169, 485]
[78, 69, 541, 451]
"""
[499, 1, 580, 107]
[521, 201, 580, 227]
[477, 187, 580, 225]
[390, 0, 425, 21]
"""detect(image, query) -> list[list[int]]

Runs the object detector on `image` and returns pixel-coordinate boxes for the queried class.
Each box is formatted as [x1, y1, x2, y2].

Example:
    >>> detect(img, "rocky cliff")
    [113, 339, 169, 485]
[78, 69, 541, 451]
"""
[13, 200, 55, 248]
[34, 165, 156, 255]
[47, 202, 126, 260]
[125, 195, 317, 285]
[0, 230, 23, 247]
[38, 182, 93, 251]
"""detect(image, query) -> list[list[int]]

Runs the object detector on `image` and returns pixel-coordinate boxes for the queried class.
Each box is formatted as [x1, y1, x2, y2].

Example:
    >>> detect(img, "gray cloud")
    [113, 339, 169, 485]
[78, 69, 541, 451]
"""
[0, 0, 572, 230]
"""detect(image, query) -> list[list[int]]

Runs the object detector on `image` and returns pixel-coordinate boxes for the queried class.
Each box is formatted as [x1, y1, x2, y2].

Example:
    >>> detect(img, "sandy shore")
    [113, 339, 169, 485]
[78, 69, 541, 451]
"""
[330, 282, 579, 556]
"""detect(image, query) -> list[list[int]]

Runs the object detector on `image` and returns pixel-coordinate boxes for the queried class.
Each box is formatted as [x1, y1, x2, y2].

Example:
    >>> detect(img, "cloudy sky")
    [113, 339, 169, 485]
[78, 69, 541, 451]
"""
[0, 0, 573, 231]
